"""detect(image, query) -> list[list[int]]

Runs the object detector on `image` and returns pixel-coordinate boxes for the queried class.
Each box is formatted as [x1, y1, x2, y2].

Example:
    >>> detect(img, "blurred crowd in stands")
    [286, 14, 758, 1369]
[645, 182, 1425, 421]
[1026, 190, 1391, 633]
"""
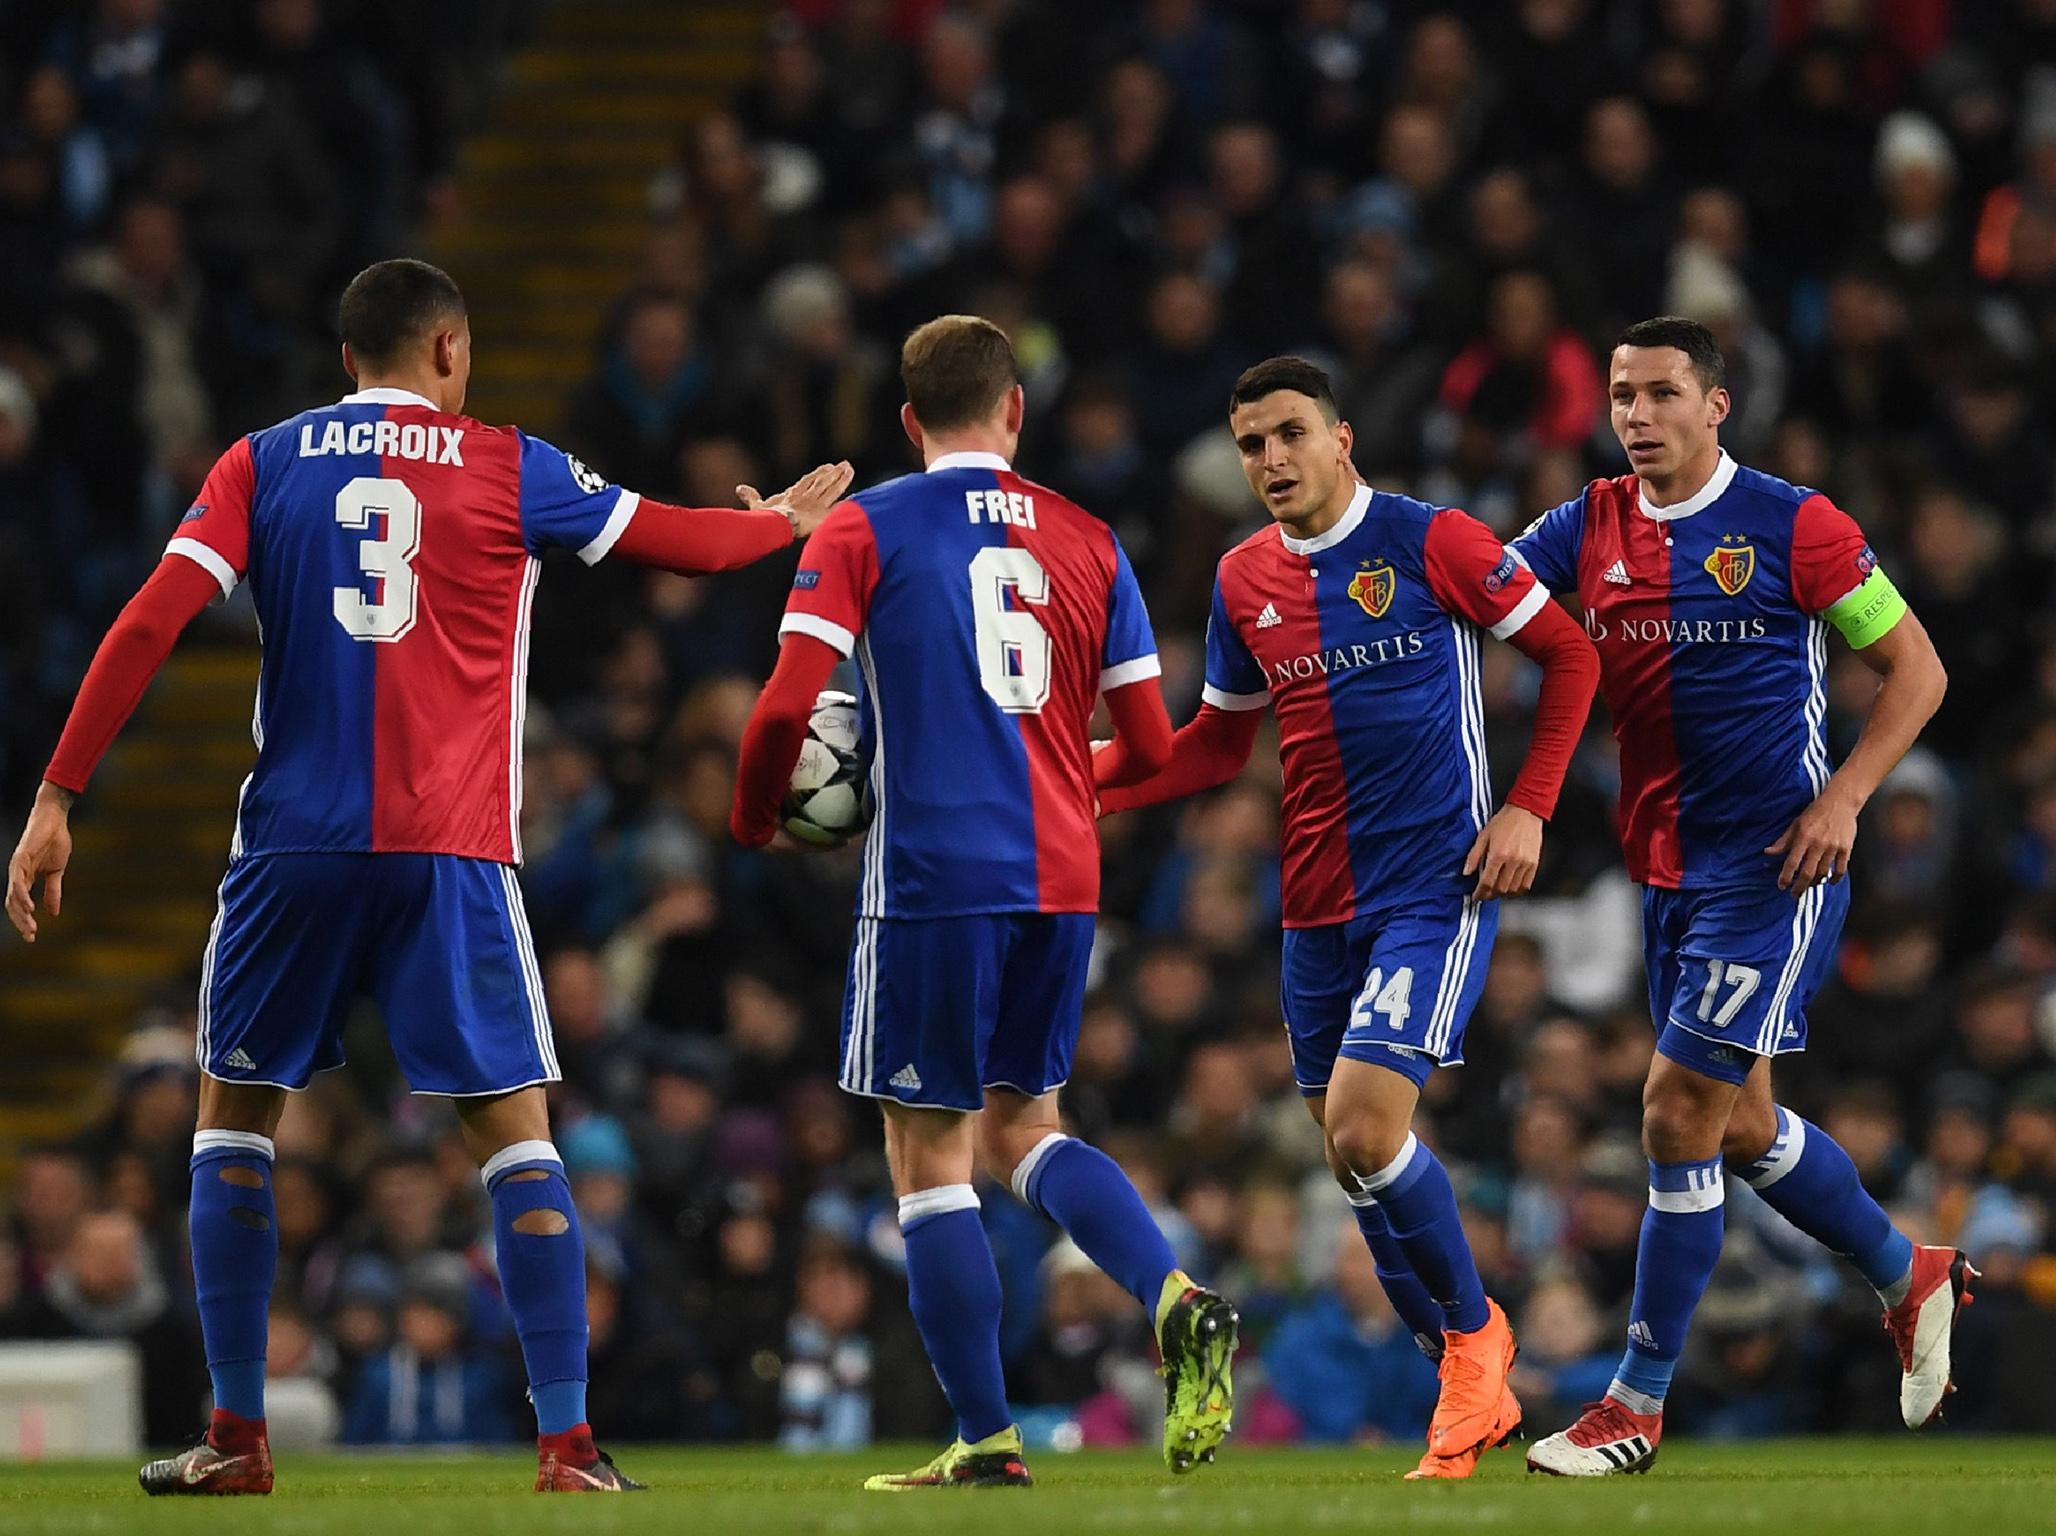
[7, 0, 2056, 1451]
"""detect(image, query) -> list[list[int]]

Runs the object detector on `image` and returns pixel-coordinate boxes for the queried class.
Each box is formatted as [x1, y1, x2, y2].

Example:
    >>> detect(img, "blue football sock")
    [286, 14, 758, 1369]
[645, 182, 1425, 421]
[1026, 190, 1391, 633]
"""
[484, 1141, 588, 1435]
[1737, 1106, 1914, 1297]
[1613, 1157, 1726, 1407]
[1344, 1190, 1447, 1356]
[190, 1131, 278, 1422]
[899, 1185, 1011, 1444]
[1012, 1133, 1176, 1310]
[1357, 1133, 1489, 1335]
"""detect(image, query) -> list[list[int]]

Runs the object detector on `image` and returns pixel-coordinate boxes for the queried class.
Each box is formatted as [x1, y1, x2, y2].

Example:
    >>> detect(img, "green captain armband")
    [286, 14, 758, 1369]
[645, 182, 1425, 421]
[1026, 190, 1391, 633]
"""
[1823, 566, 1907, 649]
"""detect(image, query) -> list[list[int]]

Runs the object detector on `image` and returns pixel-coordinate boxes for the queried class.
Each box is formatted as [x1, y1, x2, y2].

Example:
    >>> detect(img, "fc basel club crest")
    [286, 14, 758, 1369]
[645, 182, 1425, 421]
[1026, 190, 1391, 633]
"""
[1703, 535, 1755, 596]
[1348, 560, 1397, 618]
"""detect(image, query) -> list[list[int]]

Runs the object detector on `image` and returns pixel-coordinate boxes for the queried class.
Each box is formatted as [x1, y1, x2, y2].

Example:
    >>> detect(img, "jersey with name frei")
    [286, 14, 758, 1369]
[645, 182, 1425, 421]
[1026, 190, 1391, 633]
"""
[167, 386, 640, 865]
[1205, 484, 1551, 928]
[1512, 451, 1880, 889]
[779, 451, 1158, 919]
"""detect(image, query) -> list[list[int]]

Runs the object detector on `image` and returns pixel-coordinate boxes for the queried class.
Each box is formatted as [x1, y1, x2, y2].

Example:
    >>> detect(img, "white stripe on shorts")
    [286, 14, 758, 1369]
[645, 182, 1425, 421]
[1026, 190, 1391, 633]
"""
[498, 866, 559, 1080]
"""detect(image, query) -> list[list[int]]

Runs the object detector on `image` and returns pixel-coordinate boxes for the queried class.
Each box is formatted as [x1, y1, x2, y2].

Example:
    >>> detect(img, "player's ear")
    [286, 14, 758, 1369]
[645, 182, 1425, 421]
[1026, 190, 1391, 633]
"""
[1332, 417, 1354, 463]
[340, 342, 359, 384]
[900, 401, 924, 454]
[1003, 384, 1025, 437]
[1706, 386, 1732, 428]
[433, 329, 458, 379]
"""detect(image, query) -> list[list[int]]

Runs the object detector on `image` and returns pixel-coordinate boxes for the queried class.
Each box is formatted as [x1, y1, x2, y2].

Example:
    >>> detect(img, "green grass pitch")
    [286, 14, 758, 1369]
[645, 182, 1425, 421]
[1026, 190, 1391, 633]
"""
[1, 1439, 2052, 1535]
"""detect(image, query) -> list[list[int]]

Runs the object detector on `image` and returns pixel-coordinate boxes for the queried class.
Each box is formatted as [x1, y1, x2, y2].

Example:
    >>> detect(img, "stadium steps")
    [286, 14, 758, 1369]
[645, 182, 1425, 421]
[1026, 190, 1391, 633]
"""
[429, 0, 769, 431]
[0, 648, 255, 1165]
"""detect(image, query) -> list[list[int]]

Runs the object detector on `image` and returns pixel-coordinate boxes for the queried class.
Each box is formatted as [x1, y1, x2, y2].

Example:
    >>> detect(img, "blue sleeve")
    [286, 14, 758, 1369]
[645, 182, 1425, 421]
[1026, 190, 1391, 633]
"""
[1510, 491, 1586, 592]
[1201, 572, 1268, 709]
[1100, 534, 1160, 688]
[517, 433, 637, 561]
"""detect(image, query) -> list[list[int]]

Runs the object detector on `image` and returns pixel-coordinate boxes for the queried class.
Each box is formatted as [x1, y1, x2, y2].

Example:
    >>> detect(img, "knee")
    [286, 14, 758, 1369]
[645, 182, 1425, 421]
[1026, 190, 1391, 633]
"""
[1325, 1108, 1409, 1182]
[1641, 1082, 1722, 1163]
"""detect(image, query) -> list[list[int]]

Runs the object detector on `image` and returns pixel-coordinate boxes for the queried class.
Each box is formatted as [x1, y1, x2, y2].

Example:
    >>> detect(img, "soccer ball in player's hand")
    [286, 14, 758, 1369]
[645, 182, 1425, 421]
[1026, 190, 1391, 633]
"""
[782, 690, 872, 847]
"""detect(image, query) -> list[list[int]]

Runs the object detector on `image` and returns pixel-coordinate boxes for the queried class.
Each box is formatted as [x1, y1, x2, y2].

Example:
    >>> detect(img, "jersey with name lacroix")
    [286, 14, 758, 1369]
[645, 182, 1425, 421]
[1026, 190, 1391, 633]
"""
[1511, 452, 1879, 890]
[167, 386, 638, 865]
[780, 452, 1158, 919]
[1205, 484, 1550, 928]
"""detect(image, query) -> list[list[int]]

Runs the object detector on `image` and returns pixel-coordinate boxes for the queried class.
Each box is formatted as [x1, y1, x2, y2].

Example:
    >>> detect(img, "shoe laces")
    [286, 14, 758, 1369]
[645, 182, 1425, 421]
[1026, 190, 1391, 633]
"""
[1881, 1306, 1916, 1364]
[1569, 1398, 1649, 1448]
[1437, 1335, 1493, 1392]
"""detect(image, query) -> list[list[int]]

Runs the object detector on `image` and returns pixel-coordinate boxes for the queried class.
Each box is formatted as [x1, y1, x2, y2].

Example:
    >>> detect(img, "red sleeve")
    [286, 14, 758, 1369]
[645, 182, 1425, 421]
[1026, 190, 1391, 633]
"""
[44, 556, 223, 793]
[608, 499, 795, 574]
[165, 437, 256, 599]
[1499, 599, 1599, 821]
[1097, 704, 1261, 814]
[1789, 492, 1877, 614]
[777, 501, 877, 656]
[1092, 678, 1174, 789]
[1422, 507, 1550, 639]
[729, 635, 845, 847]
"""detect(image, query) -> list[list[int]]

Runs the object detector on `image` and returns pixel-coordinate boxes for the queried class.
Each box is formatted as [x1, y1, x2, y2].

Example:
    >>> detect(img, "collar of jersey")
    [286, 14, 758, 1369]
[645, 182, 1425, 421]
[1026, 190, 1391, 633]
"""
[926, 450, 1012, 473]
[340, 386, 439, 410]
[1637, 450, 1735, 522]
[1280, 483, 1372, 556]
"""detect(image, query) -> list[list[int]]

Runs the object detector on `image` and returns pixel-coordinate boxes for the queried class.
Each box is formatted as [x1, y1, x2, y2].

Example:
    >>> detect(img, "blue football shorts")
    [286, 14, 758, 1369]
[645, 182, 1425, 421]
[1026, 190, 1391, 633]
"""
[198, 852, 558, 1095]
[1642, 878, 1850, 1086]
[1280, 892, 1497, 1095]
[839, 912, 1092, 1111]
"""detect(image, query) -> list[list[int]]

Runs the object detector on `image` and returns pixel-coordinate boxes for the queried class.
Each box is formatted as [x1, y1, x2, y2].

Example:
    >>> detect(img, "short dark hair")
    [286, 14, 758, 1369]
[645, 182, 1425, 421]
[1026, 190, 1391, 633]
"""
[1615, 315, 1725, 392]
[338, 259, 466, 369]
[1228, 355, 1338, 421]
[900, 314, 1020, 431]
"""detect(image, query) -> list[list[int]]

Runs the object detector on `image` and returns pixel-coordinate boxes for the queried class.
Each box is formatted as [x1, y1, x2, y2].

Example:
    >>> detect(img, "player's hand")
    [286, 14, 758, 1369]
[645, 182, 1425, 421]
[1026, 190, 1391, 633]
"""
[741, 460, 854, 540]
[7, 784, 75, 943]
[1464, 804, 1543, 900]
[1769, 784, 1859, 894]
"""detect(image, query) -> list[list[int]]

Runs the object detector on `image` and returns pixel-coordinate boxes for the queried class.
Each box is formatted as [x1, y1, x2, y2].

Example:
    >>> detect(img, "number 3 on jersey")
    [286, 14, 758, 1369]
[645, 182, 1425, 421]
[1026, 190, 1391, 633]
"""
[333, 476, 422, 642]
[970, 546, 1051, 713]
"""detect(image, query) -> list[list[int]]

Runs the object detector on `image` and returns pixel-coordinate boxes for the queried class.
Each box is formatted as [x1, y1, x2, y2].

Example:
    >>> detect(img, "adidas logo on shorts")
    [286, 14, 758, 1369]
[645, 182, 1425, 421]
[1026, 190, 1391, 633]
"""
[889, 1064, 923, 1091]
[1256, 602, 1282, 629]
[222, 1048, 258, 1072]
[1604, 559, 1631, 586]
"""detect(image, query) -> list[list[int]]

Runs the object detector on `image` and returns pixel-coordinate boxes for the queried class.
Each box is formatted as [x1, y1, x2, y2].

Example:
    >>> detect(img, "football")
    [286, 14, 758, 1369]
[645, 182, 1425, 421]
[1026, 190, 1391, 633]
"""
[781, 689, 871, 846]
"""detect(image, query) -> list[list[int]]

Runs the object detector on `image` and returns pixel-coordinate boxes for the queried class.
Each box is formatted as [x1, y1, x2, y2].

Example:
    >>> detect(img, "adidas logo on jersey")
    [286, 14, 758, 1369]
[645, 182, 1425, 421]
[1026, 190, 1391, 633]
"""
[1604, 560, 1631, 586]
[1256, 602, 1282, 629]
[889, 1064, 923, 1091]
[222, 1048, 258, 1072]
[1627, 1319, 1657, 1350]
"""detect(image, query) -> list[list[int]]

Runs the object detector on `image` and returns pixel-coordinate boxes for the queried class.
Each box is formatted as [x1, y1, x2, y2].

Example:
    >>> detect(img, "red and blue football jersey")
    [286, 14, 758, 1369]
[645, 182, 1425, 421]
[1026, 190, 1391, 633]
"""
[1204, 485, 1550, 927]
[168, 386, 638, 866]
[1512, 452, 1878, 889]
[780, 451, 1158, 918]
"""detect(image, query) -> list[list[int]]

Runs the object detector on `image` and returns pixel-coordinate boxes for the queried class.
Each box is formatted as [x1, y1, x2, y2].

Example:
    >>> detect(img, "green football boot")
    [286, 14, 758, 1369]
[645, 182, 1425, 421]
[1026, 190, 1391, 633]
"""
[1155, 1268, 1239, 1472]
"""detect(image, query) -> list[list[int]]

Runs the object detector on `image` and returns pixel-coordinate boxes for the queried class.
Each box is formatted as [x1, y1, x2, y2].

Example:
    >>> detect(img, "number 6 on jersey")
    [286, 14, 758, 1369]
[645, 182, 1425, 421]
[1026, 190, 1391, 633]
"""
[333, 475, 422, 642]
[970, 545, 1051, 713]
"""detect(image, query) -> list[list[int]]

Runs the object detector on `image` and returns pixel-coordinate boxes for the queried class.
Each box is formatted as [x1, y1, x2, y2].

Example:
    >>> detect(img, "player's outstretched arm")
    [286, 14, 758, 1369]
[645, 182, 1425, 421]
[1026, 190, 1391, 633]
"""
[1092, 680, 1175, 790]
[1769, 609, 1945, 893]
[1096, 703, 1262, 816]
[610, 460, 854, 575]
[7, 555, 222, 940]
[1464, 600, 1600, 900]
[729, 633, 844, 849]
[1422, 505, 1600, 900]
